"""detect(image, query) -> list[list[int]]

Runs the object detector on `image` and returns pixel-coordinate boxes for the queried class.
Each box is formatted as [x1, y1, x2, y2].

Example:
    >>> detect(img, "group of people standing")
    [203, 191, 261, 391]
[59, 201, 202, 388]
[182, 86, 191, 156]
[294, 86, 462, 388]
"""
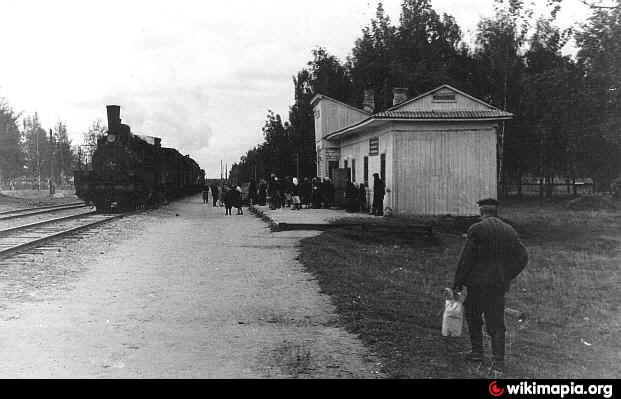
[203, 184, 243, 216]
[201, 172, 388, 217]
[243, 173, 387, 216]
[344, 173, 386, 216]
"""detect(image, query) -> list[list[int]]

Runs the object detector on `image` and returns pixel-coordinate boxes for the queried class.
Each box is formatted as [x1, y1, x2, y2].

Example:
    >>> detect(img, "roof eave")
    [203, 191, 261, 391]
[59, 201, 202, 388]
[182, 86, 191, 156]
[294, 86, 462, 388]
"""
[384, 117, 514, 122]
[325, 116, 514, 141]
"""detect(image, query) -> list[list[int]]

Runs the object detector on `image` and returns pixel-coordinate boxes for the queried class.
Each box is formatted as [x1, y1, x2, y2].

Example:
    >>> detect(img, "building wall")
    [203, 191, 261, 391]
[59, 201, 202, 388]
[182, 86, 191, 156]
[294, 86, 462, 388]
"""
[314, 98, 368, 178]
[339, 125, 395, 210]
[392, 123, 498, 216]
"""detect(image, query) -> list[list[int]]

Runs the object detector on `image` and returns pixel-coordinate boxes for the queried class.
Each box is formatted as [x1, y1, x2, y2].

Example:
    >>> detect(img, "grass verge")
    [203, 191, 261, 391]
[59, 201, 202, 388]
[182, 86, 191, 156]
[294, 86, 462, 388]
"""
[298, 199, 621, 378]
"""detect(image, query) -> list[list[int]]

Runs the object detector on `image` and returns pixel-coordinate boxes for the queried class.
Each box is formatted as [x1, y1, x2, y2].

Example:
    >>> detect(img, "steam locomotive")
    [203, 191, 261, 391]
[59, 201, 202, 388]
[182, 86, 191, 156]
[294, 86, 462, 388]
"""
[74, 105, 205, 212]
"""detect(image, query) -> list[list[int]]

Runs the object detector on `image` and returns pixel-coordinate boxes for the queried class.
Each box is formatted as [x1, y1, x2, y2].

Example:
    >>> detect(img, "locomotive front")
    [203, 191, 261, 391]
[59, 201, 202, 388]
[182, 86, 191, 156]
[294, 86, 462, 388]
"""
[75, 106, 160, 212]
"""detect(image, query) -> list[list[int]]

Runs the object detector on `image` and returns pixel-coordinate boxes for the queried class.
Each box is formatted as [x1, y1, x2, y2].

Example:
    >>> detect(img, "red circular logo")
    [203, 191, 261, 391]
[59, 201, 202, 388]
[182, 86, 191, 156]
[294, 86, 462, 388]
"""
[489, 381, 505, 397]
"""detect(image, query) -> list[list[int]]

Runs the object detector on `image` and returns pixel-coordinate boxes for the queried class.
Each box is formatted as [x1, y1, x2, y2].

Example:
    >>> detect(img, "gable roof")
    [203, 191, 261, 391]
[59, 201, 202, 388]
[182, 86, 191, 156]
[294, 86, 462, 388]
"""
[386, 84, 507, 113]
[324, 84, 514, 141]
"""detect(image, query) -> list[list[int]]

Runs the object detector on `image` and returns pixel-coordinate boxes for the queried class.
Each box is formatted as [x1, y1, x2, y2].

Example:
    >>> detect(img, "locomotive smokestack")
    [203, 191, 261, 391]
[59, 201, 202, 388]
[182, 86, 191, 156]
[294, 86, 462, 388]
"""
[106, 105, 121, 134]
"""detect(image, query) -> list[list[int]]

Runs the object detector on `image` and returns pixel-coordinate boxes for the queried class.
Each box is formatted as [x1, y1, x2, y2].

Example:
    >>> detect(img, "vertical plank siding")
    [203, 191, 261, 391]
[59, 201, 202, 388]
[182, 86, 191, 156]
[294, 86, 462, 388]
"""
[394, 128, 497, 216]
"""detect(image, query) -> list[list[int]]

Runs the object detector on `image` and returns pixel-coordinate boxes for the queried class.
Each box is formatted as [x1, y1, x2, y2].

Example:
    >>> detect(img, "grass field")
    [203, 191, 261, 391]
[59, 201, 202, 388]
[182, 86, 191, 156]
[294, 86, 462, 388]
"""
[298, 198, 621, 378]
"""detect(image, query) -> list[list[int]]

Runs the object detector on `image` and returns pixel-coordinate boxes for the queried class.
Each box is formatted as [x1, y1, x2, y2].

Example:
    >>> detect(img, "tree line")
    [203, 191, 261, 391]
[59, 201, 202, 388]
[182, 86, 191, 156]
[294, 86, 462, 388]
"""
[230, 0, 621, 197]
[0, 100, 107, 188]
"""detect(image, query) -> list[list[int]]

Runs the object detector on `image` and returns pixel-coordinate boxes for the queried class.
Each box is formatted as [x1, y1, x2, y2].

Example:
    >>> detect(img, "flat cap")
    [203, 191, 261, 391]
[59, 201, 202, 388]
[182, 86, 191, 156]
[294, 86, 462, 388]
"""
[477, 198, 499, 207]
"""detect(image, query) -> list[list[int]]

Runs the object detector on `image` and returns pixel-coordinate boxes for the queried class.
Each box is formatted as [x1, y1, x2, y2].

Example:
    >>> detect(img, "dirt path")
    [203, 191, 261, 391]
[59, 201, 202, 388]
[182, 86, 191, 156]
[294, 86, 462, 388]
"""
[0, 196, 383, 378]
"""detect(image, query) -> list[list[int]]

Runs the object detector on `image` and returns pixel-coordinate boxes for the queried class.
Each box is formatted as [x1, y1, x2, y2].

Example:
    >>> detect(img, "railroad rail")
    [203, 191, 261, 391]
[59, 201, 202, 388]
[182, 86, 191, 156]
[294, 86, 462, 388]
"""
[0, 203, 89, 221]
[0, 212, 126, 259]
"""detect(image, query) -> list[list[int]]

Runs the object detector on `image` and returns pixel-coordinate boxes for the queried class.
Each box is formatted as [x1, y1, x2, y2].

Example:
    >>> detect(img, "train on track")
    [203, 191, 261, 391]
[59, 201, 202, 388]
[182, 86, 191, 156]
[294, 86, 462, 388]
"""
[74, 106, 205, 212]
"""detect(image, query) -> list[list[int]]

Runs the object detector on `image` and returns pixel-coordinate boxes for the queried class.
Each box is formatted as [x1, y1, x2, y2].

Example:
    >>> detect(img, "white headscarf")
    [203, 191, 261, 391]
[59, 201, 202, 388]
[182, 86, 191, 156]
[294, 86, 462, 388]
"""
[292, 177, 299, 186]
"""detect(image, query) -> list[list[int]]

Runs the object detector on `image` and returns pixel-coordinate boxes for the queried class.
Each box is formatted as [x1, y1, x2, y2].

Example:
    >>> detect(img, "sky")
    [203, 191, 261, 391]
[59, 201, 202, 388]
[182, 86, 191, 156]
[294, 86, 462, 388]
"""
[0, 0, 593, 178]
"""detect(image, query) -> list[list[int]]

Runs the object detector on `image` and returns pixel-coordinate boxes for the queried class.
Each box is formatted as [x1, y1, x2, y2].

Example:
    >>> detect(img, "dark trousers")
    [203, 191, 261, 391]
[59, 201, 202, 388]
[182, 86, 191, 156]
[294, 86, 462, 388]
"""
[212, 196, 217, 207]
[372, 197, 383, 216]
[465, 285, 506, 362]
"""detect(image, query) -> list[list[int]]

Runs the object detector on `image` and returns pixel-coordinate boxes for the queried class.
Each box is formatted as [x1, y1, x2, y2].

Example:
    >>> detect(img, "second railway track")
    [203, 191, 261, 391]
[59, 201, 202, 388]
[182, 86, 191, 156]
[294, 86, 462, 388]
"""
[0, 202, 89, 221]
[0, 211, 129, 260]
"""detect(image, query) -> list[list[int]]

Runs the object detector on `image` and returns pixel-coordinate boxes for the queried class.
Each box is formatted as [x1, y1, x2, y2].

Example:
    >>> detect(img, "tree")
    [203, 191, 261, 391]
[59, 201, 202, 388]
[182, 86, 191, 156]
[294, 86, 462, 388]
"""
[575, 0, 621, 187]
[22, 113, 50, 188]
[262, 110, 294, 177]
[576, 0, 621, 147]
[79, 119, 106, 168]
[0, 99, 25, 184]
[52, 121, 74, 183]
[348, 2, 396, 110]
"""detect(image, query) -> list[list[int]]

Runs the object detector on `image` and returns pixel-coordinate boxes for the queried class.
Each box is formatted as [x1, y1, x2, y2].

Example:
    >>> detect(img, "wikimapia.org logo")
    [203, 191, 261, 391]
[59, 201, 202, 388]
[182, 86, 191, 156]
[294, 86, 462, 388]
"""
[487, 381, 614, 398]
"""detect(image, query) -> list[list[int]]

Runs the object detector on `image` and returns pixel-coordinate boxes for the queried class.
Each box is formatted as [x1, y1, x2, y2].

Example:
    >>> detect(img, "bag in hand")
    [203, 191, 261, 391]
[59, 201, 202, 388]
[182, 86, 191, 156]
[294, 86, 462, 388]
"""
[442, 288, 467, 337]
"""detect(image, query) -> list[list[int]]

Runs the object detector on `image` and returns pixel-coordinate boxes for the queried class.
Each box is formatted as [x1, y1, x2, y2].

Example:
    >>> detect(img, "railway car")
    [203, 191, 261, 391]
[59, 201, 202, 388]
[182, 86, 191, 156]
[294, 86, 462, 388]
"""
[74, 105, 205, 212]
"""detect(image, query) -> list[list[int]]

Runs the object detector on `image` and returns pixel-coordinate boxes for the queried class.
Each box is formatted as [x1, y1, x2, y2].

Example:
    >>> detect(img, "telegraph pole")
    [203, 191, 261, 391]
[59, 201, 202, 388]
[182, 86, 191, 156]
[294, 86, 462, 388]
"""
[36, 128, 40, 191]
[49, 129, 55, 195]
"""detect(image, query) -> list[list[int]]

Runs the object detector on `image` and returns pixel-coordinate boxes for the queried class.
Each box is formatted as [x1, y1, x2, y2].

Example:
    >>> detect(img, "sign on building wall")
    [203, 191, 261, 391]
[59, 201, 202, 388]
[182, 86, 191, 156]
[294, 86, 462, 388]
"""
[369, 137, 379, 156]
[325, 148, 340, 161]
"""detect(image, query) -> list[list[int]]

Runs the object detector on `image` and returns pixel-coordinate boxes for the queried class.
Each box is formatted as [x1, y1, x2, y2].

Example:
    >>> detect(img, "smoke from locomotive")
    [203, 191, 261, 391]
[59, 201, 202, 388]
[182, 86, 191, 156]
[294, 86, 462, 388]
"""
[74, 106, 205, 212]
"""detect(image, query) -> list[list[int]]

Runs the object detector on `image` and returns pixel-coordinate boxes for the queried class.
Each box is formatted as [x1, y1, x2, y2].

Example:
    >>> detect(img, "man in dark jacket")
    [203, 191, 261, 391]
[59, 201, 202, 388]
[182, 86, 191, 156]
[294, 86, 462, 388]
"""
[372, 173, 385, 216]
[453, 198, 528, 376]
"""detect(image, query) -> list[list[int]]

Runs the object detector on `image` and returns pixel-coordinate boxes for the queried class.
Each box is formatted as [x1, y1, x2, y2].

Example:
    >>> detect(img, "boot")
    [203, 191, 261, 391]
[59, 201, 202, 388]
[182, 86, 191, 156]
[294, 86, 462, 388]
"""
[463, 333, 483, 362]
[490, 334, 505, 374]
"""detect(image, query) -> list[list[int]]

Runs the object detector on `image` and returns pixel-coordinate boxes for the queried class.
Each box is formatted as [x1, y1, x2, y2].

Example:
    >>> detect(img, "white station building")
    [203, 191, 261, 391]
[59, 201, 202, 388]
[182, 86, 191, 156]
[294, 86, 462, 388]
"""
[312, 84, 514, 216]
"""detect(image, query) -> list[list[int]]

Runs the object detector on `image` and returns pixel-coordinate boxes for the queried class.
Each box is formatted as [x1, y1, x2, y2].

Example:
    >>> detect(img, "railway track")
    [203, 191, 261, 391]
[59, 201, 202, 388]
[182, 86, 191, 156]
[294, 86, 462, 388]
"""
[0, 210, 128, 260]
[0, 202, 88, 221]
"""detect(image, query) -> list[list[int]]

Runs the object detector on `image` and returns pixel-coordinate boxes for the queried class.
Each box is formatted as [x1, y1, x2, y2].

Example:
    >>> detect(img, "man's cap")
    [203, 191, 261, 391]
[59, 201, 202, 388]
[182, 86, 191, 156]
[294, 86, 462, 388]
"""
[477, 198, 499, 207]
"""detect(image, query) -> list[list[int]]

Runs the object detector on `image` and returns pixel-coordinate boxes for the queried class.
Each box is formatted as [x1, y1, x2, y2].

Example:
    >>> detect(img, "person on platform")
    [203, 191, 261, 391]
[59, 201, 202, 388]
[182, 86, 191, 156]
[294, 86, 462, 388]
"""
[358, 183, 367, 213]
[344, 180, 359, 213]
[223, 185, 233, 215]
[210, 184, 219, 207]
[202, 187, 209, 204]
[234, 185, 244, 215]
[291, 177, 302, 210]
[372, 173, 385, 216]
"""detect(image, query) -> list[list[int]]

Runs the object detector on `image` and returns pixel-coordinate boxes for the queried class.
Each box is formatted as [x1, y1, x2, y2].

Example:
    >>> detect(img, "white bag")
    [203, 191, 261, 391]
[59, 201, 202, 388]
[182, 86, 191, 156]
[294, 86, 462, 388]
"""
[441, 288, 466, 337]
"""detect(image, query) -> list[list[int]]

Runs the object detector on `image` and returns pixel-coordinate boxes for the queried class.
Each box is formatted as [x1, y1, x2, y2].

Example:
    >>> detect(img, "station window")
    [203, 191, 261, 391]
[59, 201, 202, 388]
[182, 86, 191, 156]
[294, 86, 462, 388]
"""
[380, 154, 386, 182]
[432, 93, 456, 102]
[351, 159, 356, 182]
[364, 156, 369, 185]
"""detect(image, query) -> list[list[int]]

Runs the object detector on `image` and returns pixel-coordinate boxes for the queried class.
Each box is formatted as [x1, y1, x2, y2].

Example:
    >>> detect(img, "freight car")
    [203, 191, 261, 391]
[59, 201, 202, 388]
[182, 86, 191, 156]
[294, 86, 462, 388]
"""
[74, 105, 205, 212]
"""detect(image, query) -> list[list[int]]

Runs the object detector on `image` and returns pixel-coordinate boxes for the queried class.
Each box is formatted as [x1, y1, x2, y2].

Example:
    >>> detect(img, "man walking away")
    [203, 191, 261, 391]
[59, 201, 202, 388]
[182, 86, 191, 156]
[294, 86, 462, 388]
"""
[453, 198, 528, 377]
[372, 173, 385, 216]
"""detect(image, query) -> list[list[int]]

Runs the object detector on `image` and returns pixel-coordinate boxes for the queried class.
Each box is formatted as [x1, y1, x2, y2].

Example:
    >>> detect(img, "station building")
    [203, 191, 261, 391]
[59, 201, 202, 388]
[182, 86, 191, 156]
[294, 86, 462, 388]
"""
[311, 84, 513, 216]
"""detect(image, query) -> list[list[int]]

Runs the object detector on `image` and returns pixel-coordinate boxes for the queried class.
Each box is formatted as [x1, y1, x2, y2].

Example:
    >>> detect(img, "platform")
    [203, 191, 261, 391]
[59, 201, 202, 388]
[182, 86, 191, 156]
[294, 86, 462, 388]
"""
[248, 204, 376, 231]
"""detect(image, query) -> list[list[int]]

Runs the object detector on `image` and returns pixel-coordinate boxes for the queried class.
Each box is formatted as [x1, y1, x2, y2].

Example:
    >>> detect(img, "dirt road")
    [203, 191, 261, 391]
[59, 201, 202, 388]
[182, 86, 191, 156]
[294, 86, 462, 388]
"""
[0, 196, 383, 378]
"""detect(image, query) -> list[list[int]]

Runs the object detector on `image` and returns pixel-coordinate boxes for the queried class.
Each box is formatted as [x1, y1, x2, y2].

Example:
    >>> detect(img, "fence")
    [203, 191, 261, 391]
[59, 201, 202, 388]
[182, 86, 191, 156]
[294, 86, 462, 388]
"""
[504, 183, 594, 197]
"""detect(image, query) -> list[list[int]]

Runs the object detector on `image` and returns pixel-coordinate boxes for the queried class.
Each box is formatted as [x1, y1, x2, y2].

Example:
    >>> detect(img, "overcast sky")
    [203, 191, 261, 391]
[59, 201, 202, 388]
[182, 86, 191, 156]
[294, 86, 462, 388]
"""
[0, 0, 591, 177]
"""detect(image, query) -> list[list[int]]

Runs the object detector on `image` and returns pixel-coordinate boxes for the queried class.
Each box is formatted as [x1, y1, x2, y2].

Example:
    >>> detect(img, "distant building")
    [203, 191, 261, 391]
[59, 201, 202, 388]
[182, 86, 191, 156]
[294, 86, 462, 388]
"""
[312, 84, 514, 216]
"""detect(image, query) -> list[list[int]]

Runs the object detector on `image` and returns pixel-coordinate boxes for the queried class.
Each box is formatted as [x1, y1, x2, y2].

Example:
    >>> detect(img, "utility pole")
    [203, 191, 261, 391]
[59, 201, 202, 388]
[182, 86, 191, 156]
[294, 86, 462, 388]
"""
[49, 129, 55, 195]
[36, 128, 40, 191]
